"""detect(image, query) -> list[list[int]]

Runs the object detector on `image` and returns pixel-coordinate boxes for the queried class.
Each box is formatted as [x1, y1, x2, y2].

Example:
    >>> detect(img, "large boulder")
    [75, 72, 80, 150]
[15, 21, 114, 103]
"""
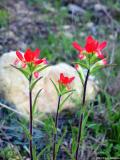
[0, 51, 98, 118]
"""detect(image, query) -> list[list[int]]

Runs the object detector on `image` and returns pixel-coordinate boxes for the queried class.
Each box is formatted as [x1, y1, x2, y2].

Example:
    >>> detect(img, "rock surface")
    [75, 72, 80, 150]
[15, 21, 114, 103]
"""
[0, 51, 98, 118]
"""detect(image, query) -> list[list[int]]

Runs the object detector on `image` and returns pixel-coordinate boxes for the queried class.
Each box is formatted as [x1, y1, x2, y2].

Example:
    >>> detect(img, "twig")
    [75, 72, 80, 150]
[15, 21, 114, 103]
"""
[0, 102, 44, 126]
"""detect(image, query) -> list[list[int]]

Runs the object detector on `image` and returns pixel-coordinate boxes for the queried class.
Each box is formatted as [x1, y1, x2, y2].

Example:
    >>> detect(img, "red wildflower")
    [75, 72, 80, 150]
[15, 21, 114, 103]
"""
[58, 73, 75, 86]
[16, 48, 45, 65]
[72, 35, 107, 58]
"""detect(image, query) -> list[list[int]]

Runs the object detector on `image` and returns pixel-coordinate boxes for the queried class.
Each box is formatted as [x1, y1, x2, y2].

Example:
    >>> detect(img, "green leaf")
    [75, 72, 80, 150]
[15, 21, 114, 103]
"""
[43, 115, 55, 136]
[90, 62, 117, 74]
[30, 76, 43, 91]
[73, 61, 88, 69]
[32, 89, 42, 116]
[63, 146, 75, 160]
[90, 65, 102, 74]
[81, 110, 91, 141]
[76, 65, 85, 86]
[19, 122, 31, 139]
[55, 128, 67, 157]
[62, 89, 75, 96]
[71, 127, 78, 155]
[32, 146, 38, 160]
[11, 65, 29, 79]
[37, 144, 51, 159]
[90, 60, 104, 74]
[36, 64, 49, 72]
[59, 93, 73, 112]
[51, 79, 60, 95]
[89, 54, 97, 64]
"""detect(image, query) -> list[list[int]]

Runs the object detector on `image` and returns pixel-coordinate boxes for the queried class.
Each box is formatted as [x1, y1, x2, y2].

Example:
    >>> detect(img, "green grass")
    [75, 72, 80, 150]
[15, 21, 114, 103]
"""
[0, 9, 9, 27]
[1, 0, 120, 159]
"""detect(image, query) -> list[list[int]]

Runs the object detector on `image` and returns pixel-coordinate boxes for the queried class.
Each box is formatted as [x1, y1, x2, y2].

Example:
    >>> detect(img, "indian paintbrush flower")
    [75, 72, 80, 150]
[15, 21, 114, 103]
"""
[58, 73, 75, 95]
[52, 73, 75, 160]
[13, 48, 48, 160]
[15, 48, 47, 68]
[72, 35, 107, 62]
[72, 35, 108, 160]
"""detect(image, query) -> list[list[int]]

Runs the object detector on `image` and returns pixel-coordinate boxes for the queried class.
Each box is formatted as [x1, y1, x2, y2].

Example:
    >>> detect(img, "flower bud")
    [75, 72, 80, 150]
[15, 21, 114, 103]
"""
[34, 71, 39, 79]
[78, 54, 86, 60]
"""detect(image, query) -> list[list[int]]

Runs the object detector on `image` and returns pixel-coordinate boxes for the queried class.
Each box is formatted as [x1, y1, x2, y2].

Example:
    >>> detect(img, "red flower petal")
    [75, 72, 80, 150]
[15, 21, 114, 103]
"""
[16, 51, 24, 61]
[34, 58, 47, 65]
[98, 41, 107, 50]
[33, 48, 40, 58]
[34, 59, 43, 65]
[86, 35, 93, 43]
[72, 42, 83, 52]
[85, 35, 99, 53]
[96, 50, 104, 59]
[59, 73, 75, 85]
[60, 73, 64, 81]
[24, 48, 34, 62]
[69, 77, 75, 83]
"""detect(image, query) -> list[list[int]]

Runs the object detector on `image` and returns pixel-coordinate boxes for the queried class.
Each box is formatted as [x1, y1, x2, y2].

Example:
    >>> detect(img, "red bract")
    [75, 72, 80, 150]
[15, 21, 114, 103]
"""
[85, 36, 99, 53]
[16, 48, 46, 65]
[78, 54, 86, 60]
[72, 41, 84, 53]
[101, 58, 107, 65]
[95, 41, 107, 59]
[75, 64, 79, 70]
[14, 58, 27, 68]
[72, 35, 107, 58]
[58, 73, 75, 86]
[34, 71, 39, 79]
[34, 58, 47, 65]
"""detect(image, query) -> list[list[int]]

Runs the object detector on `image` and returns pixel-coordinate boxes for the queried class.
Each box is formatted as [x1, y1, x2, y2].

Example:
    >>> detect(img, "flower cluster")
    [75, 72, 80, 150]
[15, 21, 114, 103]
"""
[14, 48, 47, 79]
[58, 73, 74, 92]
[51, 73, 75, 97]
[72, 35, 107, 66]
[12, 35, 108, 160]
[58, 73, 75, 86]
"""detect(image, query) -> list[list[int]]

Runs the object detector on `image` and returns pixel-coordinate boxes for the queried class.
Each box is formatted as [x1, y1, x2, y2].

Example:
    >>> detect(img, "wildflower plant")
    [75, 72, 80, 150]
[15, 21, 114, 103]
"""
[12, 48, 48, 160]
[51, 73, 75, 160]
[72, 35, 108, 160]
[11, 35, 110, 160]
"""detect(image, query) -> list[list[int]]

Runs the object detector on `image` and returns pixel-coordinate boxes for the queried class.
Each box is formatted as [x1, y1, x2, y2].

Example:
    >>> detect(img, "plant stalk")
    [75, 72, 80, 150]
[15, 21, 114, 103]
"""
[53, 95, 61, 160]
[75, 69, 90, 160]
[29, 75, 33, 160]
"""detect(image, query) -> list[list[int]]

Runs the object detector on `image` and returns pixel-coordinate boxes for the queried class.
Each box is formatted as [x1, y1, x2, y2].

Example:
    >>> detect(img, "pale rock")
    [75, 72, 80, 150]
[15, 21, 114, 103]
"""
[0, 51, 98, 118]
[68, 4, 86, 15]
[86, 22, 94, 29]
[94, 4, 106, 12]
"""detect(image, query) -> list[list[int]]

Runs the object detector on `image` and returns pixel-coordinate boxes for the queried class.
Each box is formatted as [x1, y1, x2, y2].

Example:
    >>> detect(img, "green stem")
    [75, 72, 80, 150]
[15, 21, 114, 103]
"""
[75, 69, 90, 160]
[53, 95, 61, 160]
[29, 74, 33, 160]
